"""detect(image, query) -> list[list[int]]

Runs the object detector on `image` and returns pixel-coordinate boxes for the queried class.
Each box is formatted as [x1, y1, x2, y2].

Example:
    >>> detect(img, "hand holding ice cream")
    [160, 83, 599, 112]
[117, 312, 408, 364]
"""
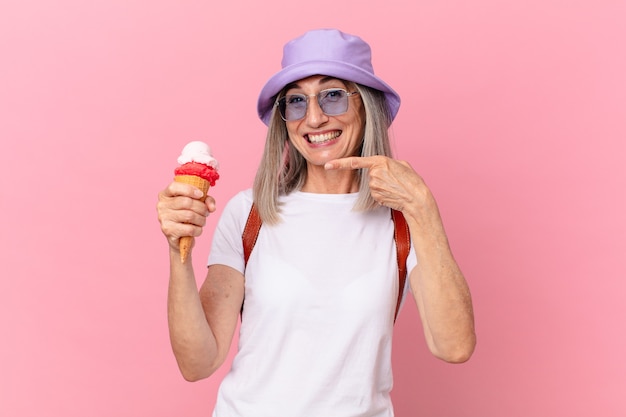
[173, 141, 219, 262]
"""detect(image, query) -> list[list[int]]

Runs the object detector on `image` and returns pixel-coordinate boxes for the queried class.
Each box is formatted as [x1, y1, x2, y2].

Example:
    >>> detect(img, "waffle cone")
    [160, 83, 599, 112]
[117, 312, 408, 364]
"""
[174, 175, 211, 263]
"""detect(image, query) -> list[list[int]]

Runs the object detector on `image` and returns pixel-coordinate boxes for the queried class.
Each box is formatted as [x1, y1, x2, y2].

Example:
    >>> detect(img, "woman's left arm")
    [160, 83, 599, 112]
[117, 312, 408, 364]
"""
[326, 156, 476, 363]
[401, 179, 476, 363]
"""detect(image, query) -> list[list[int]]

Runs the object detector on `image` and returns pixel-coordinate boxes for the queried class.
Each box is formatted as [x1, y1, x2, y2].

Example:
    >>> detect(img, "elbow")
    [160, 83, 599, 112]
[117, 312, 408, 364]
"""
[181, 369, 210, 382]
[432, 334, 477, 364]
[171, 344, 226, 382]
[177, 359, 221, 382]
[438, 347, 474, 364]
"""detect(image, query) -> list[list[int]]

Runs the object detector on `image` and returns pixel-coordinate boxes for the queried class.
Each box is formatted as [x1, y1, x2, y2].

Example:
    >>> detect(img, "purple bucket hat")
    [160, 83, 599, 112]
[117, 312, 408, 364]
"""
[257, 29, 401, 125]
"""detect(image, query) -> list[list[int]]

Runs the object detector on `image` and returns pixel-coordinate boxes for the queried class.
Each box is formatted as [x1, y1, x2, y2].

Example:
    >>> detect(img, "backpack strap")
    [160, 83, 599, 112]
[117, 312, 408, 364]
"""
[241, 204, 410, 322]
[391, 209, 410, 323]
[242, 203, 262, 265]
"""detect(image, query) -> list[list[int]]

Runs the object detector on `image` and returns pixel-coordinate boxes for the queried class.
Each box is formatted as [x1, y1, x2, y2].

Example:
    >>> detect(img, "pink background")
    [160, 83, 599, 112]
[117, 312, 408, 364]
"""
[1, 0, 624, 416]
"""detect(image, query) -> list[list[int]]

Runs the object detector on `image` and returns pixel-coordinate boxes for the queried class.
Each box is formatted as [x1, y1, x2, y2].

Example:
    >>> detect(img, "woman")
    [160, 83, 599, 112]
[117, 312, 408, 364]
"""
[157, 29, 475, 417]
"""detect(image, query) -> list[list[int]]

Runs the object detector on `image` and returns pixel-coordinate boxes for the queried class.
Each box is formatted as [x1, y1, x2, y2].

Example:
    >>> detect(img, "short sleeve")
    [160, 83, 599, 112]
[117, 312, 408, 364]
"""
[207, 189, 254, 274]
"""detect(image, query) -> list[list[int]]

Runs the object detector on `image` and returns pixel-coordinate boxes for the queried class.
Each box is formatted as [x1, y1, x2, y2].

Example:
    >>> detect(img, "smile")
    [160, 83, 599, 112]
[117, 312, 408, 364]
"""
[306, 131, 341, 144]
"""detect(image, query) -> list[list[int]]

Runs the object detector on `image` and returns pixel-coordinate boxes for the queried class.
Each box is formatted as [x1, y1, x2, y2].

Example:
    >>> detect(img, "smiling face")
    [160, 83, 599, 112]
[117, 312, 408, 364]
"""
[284, 75, 366, 168]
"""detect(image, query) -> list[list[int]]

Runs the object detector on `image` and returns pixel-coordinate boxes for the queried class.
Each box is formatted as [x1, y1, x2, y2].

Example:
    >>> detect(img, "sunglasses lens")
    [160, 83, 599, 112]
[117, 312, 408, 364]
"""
[278, 89, 351, 121]
[319, 89, 349, 115]
[279, 95, 306, 121]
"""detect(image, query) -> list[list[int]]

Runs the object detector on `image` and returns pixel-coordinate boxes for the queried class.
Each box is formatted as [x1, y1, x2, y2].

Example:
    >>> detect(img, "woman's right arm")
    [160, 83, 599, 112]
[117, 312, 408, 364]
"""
[158, 182, 244, 381]
[168, 261, 244, 381]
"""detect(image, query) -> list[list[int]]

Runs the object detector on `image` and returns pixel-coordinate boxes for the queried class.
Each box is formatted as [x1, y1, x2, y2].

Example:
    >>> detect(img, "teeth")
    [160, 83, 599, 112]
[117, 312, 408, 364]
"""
[308, 131, 341, 144]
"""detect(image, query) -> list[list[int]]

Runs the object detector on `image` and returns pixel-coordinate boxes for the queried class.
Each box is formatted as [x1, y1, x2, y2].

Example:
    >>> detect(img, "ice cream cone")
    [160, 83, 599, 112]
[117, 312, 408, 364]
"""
[172, 141, 219, 262]
[174, 174, 210, 263]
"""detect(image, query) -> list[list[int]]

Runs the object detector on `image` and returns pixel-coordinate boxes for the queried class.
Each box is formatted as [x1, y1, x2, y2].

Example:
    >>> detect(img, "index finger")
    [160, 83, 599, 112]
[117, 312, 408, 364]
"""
[324, 156, 378, 171]
[165, 180, 205, 199]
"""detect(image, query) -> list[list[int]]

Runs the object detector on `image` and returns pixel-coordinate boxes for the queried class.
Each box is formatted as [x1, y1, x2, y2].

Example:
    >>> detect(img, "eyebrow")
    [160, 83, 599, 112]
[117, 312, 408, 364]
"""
[284, 76, 347, 92]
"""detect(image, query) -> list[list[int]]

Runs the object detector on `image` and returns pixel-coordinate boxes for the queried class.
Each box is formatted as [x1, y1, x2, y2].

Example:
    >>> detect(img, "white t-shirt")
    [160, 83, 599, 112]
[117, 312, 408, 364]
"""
[208, 189, 416, 417]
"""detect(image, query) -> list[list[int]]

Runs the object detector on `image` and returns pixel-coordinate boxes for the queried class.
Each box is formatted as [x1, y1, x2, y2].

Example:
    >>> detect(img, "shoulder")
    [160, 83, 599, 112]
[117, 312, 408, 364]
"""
[214, 189, 254, 233]
[223, 189, 254, 215]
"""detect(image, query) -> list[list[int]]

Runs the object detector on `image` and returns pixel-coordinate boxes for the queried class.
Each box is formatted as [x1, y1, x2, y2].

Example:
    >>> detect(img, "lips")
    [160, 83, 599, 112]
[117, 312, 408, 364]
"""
[306, 130, 341, 144]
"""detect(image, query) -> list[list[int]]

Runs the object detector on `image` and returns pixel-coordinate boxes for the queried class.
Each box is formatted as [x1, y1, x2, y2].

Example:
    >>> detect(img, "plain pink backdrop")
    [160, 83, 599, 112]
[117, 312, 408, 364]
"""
[1, 0, 624, 416]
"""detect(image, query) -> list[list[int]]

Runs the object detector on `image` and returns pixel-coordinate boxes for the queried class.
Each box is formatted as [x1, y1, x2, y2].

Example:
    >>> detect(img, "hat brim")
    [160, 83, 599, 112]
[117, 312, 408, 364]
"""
[257, 60, 401, 125]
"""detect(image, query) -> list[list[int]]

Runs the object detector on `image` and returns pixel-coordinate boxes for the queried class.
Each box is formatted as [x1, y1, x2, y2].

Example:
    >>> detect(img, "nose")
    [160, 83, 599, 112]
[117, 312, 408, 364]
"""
[305, 96, 329, 127]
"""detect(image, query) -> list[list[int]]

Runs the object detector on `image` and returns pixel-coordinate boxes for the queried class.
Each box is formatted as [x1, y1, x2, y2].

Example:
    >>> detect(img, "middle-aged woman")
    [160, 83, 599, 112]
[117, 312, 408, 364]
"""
[157, 28, 476, 417]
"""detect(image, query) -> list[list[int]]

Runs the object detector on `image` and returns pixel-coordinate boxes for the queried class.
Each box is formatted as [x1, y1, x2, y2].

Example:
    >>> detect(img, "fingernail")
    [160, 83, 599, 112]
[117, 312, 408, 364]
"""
[194, 189, 204, 198]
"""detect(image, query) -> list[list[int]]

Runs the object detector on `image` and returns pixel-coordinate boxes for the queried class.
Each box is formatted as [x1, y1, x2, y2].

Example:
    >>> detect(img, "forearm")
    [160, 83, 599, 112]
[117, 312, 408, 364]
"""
[405, 203, 476, 363]
[167, 250, 218, 381]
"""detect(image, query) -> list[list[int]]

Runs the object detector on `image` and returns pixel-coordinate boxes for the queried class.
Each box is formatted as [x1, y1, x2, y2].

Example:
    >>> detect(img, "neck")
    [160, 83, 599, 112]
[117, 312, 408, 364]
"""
[301, 164, 359, 194]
